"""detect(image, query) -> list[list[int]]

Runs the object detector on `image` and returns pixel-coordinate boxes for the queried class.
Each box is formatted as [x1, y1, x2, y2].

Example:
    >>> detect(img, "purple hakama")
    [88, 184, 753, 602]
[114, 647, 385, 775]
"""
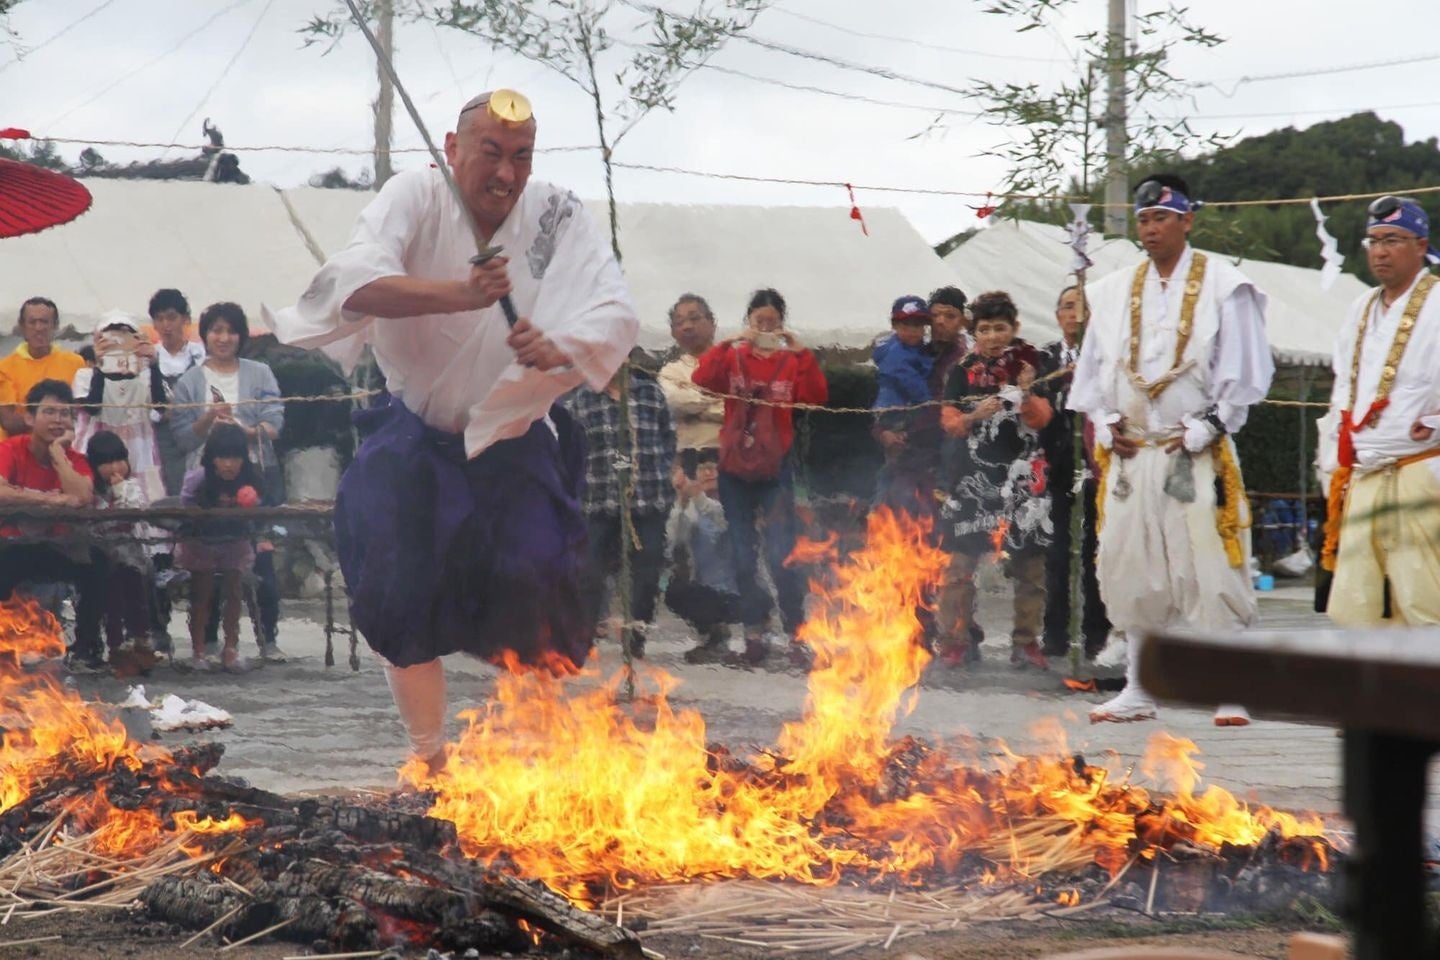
[336, 399, 590, 669]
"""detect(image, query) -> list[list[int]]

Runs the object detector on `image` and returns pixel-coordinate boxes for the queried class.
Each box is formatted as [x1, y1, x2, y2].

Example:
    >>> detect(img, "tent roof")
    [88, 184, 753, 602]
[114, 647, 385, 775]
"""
[3, 178, 957, 351]
[945, 219, 1368, 366]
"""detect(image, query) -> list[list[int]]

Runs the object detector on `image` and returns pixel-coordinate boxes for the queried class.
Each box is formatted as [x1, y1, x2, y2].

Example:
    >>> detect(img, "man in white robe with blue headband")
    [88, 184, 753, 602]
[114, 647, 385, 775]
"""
[1069, 173, 1275, 725]
[1319, 195, 1440, 626]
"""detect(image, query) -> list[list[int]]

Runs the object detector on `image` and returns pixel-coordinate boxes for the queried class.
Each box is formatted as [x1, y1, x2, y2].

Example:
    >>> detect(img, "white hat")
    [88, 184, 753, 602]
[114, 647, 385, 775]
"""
[94, 309, 140, 335]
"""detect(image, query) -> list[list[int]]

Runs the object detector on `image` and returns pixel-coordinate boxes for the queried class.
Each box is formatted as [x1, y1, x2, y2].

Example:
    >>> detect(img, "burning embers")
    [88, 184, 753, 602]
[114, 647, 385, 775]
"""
[0, 510, 1338, 953]
[413, 510, 1334, 897]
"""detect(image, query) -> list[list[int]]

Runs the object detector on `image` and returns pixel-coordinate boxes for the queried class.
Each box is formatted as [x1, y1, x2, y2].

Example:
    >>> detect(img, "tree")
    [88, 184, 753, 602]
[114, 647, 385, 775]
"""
[309, 165, 375, 190]
[302, 0, 768, 259]
[970, 0, 1225, 225]
[0, 138, 68, 170]
[78, 147, 107, 171]
[1183, 112, 1440, 277]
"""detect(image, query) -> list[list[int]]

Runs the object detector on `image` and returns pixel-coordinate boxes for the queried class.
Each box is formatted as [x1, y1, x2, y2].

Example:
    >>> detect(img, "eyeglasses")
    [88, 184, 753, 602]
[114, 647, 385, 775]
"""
[1362, 234, 1419, 251]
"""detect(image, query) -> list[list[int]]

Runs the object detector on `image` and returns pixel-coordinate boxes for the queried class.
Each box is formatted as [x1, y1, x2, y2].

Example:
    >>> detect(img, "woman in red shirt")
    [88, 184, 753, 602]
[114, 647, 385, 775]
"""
[691, 289, 828, 665]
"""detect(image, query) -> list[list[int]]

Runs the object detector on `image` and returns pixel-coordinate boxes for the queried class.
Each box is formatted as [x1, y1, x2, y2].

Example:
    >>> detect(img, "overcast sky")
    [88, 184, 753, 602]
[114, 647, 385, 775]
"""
[2, 0, 1438, 244]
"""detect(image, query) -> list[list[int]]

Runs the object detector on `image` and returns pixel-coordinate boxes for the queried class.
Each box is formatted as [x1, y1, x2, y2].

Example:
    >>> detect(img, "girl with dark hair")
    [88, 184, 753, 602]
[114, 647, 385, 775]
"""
[86, 429, 158, 672]
[177, 422, 262, 672]
[170, 302, 286, 661]
[936, 291, 1059, 671]
[691, 287, 828, 666]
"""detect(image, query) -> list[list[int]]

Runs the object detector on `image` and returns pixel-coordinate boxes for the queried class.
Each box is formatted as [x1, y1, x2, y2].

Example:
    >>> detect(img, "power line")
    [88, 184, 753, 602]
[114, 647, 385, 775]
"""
[734, 34, 972, 98]
[702, 64, 985, 117]
[618, 0, 973, 99]
[1159, 99, 1440, 123]
[765, 6, 1067, 64]
[0, 0, 122, 75]
[46, 0, 258, 130]
[162, 0, 277, 157]
[1199, 50, 1440, 95]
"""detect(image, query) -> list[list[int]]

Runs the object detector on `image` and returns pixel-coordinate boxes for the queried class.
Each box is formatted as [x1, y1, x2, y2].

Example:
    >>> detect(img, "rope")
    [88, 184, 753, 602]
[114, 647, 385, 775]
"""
[8, 132, 1440, 209]
[54, 381, 1327, 417]
[37, 136, 598, 156]
[58, 389, 381, 411]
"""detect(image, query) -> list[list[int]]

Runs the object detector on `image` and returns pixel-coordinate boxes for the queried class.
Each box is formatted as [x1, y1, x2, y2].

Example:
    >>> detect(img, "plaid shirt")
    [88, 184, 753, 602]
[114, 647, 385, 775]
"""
[564, 371, 677, 517]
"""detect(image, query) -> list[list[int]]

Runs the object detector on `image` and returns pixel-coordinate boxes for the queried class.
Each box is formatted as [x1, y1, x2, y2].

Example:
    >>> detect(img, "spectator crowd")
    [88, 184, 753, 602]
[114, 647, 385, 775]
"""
[564, 283, 1108, 672]
[0, 279, 1109, 679]
[0, 290, 287, 676]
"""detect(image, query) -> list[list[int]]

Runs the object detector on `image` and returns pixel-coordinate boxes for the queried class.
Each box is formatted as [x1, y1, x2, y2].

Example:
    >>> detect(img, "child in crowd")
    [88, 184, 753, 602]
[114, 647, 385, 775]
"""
[872, 295, 936, 511]
[86, 430, 158, 674]
[667, 451, 742, 664]
[937, 291, 1058, 671]
[177, 423, 261, 673]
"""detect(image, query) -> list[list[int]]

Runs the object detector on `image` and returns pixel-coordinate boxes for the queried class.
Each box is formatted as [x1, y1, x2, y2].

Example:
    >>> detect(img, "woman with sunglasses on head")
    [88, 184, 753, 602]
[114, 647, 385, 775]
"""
[1318, 196, 1440, 629]
[1068, 173, 1275, 727]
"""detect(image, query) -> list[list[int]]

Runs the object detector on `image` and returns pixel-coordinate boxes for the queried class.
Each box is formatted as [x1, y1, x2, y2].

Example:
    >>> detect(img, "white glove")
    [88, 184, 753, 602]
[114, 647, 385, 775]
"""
[1091, 411, 1123, 450]
[1180, 413, 1219, 453]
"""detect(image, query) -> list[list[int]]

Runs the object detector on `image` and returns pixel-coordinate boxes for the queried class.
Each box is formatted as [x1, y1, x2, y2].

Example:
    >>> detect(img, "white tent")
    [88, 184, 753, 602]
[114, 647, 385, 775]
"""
[945, 219, 1369, 365]
[3, 179, 959, 351]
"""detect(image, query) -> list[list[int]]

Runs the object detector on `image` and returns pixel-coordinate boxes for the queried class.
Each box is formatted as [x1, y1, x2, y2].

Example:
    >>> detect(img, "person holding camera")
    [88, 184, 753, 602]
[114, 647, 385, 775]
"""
[691, 288, 828, 667]
[72, 311, 167, 502]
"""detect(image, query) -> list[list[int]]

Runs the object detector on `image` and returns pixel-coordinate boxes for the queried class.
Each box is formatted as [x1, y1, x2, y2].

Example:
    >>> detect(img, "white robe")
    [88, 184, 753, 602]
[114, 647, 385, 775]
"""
[268, 169, 637, 458]
[1069, 245, 1275, 636]
[1319, 269, 1440, 479]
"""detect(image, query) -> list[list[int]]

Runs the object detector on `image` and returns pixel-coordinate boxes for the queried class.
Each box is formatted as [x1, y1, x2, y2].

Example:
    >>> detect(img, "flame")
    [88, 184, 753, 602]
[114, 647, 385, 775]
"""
[989, 518, 1010, 560]
[414, 509, 1333, 897]
[0, 598, 229, 860]
[173, 810, 255, 834]
[1, 600, 152, 817]
[0, 516, 1335, 902]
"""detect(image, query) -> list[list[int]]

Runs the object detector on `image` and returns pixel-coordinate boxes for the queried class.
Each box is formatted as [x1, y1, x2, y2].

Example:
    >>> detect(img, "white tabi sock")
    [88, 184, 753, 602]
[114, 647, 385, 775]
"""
[1091, 631, 1159, 722]
[384, 658, 448, 761]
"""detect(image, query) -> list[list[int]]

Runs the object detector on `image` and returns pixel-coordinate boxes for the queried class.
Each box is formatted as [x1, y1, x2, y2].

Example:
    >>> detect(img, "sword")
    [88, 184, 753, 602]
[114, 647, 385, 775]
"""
[341, 0, 520, 327]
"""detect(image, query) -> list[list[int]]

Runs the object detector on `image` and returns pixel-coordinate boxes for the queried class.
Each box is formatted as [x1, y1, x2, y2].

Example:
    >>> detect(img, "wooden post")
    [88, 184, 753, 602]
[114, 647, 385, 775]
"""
[373, 0, 395, 189]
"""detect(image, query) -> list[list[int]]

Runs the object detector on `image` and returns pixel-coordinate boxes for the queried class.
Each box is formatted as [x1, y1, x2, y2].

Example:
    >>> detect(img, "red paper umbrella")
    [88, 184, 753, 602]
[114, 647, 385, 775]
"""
[0, 157, 93, 239]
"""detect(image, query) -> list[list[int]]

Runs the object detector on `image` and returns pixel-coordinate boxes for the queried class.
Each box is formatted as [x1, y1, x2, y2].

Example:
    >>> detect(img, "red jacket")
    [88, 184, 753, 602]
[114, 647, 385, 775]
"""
[692, 341, 829, 456]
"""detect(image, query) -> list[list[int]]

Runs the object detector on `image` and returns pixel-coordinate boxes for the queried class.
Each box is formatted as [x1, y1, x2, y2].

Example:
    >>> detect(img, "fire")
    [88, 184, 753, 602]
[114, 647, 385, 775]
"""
[413, 509, 1333, 897]
[1, 600, 152, 817]
[172, 810, 255, 834]
[0, 513, 1334, 907]
[0, 599, 243, 860]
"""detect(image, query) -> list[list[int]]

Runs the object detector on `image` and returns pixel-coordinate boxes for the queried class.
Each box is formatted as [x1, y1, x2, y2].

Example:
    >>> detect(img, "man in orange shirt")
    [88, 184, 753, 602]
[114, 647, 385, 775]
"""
[0, 298, 87, 438]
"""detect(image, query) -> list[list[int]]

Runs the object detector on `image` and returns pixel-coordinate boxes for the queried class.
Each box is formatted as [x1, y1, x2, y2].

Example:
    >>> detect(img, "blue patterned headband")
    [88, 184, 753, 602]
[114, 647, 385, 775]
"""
[1134, 180, 1193, 215]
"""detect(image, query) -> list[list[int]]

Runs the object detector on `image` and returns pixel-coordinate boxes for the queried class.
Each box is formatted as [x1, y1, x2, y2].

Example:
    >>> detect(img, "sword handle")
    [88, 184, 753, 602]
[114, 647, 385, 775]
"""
[470, 245, 520, 328]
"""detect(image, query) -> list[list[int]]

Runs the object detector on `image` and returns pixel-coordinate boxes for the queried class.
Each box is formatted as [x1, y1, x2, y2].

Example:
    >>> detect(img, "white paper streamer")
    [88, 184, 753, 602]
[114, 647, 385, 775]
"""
[1066, 203, 1094, 272]
[1311, 198, 1344, 291]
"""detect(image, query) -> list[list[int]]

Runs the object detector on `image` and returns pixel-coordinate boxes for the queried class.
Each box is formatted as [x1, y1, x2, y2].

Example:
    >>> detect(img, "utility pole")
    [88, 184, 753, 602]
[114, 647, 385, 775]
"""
[372, 0, 395, 189]
[1102, 0, 1128, 237]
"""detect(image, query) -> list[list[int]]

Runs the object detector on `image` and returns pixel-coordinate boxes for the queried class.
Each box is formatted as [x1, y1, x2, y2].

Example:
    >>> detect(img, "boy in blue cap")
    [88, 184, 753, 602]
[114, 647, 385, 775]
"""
[872, 295, 935, 511]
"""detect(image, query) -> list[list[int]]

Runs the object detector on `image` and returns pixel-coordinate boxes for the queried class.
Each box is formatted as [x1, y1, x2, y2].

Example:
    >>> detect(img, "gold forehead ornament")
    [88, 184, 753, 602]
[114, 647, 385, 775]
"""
[487, 89, 533, 125]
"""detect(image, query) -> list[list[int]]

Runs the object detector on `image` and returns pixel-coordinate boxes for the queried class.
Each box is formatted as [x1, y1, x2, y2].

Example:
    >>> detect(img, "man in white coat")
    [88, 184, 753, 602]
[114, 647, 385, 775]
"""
[1319, 196, 1440, 625]
[1069, 173, 1274, 725]
[271, 90, 638, 774]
